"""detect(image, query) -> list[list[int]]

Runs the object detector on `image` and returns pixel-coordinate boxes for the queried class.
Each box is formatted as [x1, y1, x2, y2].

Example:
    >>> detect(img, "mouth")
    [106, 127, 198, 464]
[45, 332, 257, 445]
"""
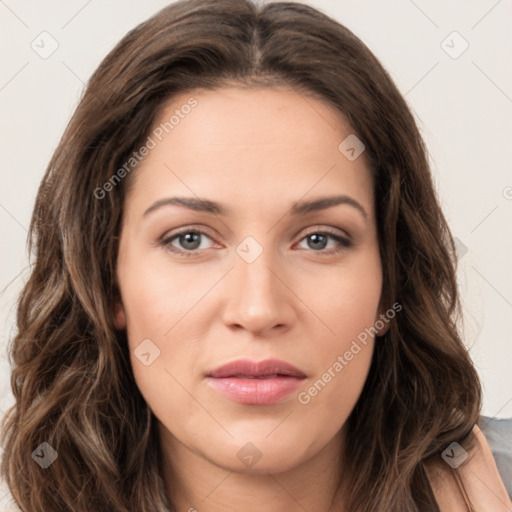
[206, 358, 306, 405]
[227, 374, 294, 379]
[207, 358, 307, 379]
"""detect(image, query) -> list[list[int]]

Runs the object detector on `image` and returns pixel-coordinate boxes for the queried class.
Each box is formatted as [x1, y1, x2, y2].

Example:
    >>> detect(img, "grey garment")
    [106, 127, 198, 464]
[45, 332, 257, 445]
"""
[480, 415, 512, 500]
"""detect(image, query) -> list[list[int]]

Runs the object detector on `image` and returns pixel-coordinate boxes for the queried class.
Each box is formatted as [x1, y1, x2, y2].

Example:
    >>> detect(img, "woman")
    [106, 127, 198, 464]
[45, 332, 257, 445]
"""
[1, 0, 510, 510]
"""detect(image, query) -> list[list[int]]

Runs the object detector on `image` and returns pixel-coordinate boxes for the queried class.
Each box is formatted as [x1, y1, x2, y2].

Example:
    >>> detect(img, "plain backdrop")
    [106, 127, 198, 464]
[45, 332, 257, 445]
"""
[1, 0, 511, 420]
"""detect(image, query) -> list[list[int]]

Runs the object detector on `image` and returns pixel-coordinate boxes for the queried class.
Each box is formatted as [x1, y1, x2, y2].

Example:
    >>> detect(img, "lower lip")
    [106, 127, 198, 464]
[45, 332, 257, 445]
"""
[207, 376, 304, 405]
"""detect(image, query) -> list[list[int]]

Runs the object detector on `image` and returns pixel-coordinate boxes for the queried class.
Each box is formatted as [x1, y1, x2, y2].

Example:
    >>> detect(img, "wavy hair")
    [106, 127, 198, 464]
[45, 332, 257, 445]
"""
[1, 0, 482, 510]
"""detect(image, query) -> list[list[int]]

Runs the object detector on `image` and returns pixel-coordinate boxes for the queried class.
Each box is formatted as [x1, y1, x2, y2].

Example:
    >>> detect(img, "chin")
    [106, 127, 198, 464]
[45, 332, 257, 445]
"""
[204, 435, 319, 475]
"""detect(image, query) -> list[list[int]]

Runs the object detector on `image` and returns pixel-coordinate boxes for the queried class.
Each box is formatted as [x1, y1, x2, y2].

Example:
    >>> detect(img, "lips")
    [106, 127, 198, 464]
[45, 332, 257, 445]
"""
[206, 358, 306, 405]
[207, 358, 307, 379]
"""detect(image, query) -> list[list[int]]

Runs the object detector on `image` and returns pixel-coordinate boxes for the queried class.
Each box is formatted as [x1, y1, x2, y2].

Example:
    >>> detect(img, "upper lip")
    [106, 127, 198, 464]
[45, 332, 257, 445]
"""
[207, 358, 307, 378]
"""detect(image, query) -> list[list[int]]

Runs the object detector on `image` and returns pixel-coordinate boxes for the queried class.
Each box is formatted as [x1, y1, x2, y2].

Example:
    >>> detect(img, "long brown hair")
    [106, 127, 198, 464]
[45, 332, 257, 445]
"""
[1, 1, 481, 510]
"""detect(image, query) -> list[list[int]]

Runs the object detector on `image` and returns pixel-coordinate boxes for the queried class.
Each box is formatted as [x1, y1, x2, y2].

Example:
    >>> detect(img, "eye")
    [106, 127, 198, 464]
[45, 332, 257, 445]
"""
[296, 229, 352, 254]
[161, 229, 215, 255]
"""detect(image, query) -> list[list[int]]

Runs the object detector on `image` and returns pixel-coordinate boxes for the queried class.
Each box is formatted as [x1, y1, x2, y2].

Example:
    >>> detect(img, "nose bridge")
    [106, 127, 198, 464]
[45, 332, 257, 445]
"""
[235, 240, 280, 307]
[238, 251, 276, 299]
[222, 236, 292, 333]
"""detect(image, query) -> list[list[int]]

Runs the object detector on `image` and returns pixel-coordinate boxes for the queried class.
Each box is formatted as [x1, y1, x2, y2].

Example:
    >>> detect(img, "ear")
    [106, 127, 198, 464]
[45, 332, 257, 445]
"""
[114, 300, 127, 330]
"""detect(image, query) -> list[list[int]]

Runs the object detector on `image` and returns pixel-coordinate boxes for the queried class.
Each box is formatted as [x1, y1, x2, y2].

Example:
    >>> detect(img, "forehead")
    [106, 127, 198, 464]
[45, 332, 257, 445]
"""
[124, 86, 374, 219]
[153, 85, 353, 153]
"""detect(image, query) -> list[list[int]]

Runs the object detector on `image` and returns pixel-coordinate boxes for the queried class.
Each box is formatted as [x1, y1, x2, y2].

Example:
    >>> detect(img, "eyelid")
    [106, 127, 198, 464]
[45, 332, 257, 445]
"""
[160, 225, 216, 242]
[299, 225, 352, 243]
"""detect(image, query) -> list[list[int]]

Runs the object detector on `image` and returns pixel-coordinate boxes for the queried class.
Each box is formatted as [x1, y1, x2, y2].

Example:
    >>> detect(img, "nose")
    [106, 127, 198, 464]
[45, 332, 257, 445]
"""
[221, 246, 295, 337]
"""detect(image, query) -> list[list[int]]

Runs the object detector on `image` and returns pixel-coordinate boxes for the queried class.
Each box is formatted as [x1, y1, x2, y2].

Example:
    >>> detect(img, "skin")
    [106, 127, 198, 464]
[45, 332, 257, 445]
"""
[114, 86, 389, 512]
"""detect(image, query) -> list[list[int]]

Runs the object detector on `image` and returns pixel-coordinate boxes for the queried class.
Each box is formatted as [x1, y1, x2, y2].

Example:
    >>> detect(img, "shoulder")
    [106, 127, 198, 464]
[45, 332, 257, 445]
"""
[479, 416, 512, 499]
[426, 422, 512, 512]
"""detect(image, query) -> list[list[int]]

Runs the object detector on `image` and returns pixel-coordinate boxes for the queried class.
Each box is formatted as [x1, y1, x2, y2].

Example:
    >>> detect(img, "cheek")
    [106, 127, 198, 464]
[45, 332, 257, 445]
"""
[296, 332, 375, 444]
[118, 252, 214, 413]
[303, 254, 383, 348]
[295, 253, 381, 411]
[119, 252, 208, 342]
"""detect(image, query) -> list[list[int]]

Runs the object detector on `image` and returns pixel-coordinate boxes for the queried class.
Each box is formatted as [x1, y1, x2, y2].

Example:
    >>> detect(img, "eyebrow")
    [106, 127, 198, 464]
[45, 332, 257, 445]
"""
[143, 194, 368, 221]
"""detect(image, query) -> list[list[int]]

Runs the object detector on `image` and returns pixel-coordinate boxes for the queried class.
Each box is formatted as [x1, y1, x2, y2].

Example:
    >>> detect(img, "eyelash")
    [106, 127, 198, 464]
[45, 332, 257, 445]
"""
[159, 227, 352, 258]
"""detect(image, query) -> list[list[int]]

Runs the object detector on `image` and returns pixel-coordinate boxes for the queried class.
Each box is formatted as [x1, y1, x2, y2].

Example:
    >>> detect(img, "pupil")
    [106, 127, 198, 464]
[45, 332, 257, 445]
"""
[309, 233, 327, 250]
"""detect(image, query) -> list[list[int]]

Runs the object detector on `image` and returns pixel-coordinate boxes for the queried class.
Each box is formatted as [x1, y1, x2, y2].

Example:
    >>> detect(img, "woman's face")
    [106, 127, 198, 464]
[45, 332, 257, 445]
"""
[115, 86, 387, 474]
